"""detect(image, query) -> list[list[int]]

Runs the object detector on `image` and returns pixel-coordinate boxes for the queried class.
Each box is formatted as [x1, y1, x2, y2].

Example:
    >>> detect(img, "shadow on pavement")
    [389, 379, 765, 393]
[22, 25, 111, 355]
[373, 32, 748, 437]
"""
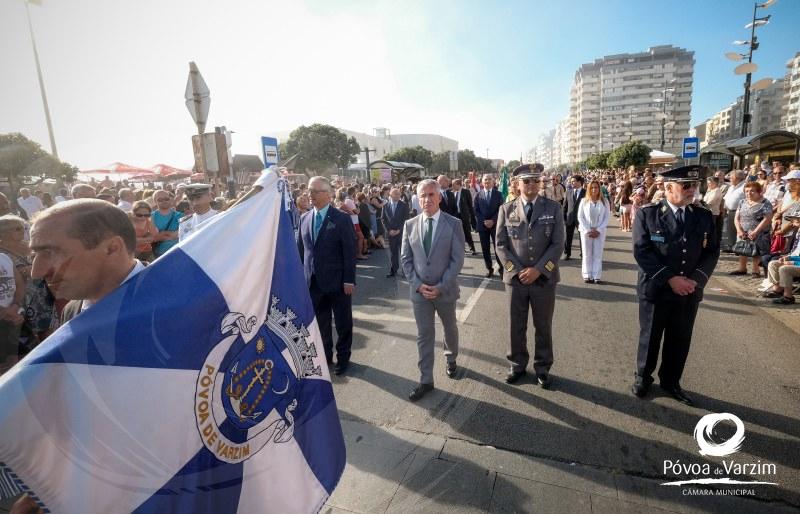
[347, 364, 800, 508]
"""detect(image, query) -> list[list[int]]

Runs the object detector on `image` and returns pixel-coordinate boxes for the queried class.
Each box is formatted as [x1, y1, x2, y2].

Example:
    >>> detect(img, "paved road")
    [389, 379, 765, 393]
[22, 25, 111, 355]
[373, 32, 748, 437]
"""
[325, 214, 800, 513]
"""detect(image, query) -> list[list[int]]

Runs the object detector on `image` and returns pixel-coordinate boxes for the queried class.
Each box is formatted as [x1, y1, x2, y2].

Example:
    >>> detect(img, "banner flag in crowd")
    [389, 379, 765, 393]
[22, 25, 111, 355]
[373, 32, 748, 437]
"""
[0, 170, 345, 513]
[499, 166, 510, 200]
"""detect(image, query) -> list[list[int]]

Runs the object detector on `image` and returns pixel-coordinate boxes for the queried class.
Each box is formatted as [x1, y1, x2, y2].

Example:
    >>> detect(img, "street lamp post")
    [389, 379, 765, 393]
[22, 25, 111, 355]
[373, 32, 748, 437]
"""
[653, 81, 676, 152]
[727, 0, 777, 138]
[24, 0, 58, 158]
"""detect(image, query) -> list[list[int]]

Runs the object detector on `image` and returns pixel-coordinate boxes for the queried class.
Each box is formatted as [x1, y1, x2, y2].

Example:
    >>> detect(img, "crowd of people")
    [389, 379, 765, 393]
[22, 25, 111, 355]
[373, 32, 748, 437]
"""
[1, 159, 798, 381]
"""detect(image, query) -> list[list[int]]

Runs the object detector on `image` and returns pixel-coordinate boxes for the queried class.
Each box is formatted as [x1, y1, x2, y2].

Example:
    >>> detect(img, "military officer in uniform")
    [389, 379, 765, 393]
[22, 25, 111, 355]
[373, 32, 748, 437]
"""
[178, 184, 219, 241]
[631, 165, 720, 406]
[496, 164, 565, 388]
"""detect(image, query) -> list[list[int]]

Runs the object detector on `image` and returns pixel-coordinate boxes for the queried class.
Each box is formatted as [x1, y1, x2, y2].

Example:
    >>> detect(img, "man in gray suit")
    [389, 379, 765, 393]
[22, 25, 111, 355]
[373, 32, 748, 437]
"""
[401, 178, 466, 401]
[496, 164, 565, 388]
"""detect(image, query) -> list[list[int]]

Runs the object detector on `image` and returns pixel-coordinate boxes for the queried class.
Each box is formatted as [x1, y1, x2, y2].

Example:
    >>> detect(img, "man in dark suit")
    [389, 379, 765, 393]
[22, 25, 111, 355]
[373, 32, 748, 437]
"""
[299, 176, 357, 375]
[474, 174, 505, 278]
[382, 186, 410, 277]
[563, 175, 585, 260]
[631, 165, 719, 406]
[437, 175, 458, 217]
[451, 178, 477, 254]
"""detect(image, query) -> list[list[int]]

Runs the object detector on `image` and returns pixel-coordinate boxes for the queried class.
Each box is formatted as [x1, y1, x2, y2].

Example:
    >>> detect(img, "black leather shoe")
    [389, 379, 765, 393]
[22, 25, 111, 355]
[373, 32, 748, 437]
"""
[386, 272, 396, 278]
[471, 250, 478, 256]
[408, 383, 434, 401]
[333, 361, 349, 375]
[661, 384, 694, 406]
[563, 255, 571, 261]
[485, 269, 494, 278]
[592, 279, 602, 285]
[446, 362, 457, 378]
[505, 370, 526, 384]
[631, 382, 649, 398]
[537, 373, 552, 389]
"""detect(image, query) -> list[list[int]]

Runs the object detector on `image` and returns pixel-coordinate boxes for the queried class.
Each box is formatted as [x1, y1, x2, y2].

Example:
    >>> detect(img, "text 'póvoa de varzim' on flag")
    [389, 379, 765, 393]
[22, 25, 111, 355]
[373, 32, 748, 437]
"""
[0, 170, 346, 513]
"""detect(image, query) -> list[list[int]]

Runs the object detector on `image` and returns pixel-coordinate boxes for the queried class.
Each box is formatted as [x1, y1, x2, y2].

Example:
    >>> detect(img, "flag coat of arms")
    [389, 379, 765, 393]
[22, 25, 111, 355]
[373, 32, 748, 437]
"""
[0, 171, 346, 513]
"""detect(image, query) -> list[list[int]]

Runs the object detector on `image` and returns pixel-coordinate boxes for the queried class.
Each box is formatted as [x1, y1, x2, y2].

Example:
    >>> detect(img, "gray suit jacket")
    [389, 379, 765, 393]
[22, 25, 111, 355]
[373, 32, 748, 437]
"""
[400, 211, 465, 303]
[496, 196, 565, 285]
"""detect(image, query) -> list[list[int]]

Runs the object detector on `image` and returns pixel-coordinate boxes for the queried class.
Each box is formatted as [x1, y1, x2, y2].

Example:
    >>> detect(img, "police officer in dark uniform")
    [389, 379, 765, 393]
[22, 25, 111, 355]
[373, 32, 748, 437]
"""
[496, 164, 565, 388]
[631, 165, 720, 406]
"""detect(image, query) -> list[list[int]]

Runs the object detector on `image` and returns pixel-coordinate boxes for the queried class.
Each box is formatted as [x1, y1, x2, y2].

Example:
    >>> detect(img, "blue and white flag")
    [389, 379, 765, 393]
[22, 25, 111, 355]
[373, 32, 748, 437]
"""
[0, 171, 345, 513]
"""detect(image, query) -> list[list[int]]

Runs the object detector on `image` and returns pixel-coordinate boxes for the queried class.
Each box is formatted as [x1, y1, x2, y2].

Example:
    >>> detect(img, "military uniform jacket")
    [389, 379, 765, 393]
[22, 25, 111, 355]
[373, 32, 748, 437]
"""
[495, 196, 565, 286]
[178, 209, 219, 241]
[633, 200, 720, 303]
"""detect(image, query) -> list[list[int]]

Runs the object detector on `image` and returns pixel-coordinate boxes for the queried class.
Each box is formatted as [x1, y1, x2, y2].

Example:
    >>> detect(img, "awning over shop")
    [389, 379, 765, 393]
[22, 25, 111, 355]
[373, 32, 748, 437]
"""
[699, 130, 800, 161]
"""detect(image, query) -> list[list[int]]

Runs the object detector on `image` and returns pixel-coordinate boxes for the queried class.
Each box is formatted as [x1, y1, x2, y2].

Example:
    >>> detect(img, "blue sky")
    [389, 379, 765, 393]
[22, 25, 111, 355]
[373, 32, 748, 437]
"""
[1, 0, 798, 168]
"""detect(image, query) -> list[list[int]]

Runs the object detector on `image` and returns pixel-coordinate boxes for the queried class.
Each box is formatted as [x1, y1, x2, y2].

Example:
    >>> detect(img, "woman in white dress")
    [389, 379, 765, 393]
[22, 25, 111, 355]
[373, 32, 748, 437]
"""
[578, 180, 611, 284]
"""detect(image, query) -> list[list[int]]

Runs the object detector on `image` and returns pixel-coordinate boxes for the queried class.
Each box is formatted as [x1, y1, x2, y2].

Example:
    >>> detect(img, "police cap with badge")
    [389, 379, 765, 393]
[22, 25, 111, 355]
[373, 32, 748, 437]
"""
[511, 162, 544, 181]
[657, 164, 706, 185]
[184, 183, 212, 198]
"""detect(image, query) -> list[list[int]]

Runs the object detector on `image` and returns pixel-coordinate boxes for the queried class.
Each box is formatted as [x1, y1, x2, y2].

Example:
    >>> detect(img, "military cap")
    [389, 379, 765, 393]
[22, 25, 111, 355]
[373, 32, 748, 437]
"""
[512, 163, 544, 180]
[658, 165, 705, 183]
[184, 183, 212, 197]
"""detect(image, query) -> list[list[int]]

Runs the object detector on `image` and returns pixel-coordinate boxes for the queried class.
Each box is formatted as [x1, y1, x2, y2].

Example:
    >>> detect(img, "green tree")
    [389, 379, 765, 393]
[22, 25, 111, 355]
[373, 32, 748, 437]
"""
[430, 151, 451, 174]
[585, 152, 610, 170]
[384, 146, 433, 169]
[0, 133, 77, 193]
[282, 124, 361, 173]
[607, 140, 651, 169]
[506, 160, 521, 171]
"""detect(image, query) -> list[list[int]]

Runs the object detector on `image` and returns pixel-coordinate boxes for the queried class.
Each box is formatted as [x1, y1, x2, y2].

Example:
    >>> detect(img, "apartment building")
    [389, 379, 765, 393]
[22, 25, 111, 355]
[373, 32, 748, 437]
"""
[782, 52, 800, 134]
[569, 45, 695, 161]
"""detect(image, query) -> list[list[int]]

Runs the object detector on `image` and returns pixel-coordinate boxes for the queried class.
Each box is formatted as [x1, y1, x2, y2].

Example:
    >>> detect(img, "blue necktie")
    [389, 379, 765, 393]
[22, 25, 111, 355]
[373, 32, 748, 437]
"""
[313, 211, 323, 242]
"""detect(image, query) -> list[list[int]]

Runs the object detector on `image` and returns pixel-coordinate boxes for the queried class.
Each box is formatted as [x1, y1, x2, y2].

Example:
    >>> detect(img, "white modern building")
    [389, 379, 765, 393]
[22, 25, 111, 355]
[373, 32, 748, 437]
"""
[340, 127, 458, 164]
[569, 45, 695, 161]
[270, 127, 458, 165]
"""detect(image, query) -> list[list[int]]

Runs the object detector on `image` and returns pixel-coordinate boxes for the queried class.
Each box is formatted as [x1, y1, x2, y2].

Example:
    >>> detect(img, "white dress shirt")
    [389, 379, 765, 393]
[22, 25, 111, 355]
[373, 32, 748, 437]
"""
[423, 209, 442, 242]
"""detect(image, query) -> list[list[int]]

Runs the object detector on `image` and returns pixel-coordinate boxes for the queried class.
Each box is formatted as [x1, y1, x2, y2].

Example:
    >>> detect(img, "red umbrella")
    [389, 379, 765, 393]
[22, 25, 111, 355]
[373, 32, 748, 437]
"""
[150, 164, 193, 178]
[81, 162, 153, 176]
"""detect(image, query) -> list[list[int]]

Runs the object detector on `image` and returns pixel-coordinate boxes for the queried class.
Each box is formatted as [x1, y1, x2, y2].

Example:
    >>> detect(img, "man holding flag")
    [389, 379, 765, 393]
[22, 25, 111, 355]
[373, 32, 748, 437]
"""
[0, 169, 345, 513]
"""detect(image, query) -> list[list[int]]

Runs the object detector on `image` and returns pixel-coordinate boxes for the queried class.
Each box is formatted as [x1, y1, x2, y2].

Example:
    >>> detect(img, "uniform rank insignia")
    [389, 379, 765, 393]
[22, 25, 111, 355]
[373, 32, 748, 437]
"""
[505, 261, 515, 272]
[703, 232, 708, 248]
[544, 260, 555, 272]
[661, 205, 668, 213]
[651, 235, 665, 243]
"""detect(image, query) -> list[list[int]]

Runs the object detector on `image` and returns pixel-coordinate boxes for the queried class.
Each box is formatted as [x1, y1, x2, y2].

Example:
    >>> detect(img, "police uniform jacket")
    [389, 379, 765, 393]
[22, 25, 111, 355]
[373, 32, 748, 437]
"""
[496, 196, 565, 286]
[633, 200, 720, 302]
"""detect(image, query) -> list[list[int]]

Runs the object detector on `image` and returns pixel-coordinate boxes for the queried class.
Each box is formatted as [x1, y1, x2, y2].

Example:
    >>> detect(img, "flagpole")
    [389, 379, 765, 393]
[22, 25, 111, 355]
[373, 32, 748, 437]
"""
[25, 0, 58, 158]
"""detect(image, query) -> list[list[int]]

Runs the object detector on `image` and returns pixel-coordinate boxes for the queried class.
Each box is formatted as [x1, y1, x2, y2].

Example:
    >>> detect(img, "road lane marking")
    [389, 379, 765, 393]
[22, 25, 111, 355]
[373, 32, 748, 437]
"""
[457, 277, 490, 323]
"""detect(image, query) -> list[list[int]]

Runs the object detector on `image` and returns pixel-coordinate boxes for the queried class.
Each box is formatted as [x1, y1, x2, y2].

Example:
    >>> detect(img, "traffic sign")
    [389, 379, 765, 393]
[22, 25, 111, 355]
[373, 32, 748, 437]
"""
[261, 137, 279, 166]
[682, 137, 699, 159]
[185, 62, 210, 133]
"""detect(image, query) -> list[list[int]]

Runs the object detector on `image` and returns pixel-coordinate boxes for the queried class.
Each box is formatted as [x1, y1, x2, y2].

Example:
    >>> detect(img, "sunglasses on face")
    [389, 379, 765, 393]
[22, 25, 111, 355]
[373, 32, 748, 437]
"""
[134, 212, 151, 217]
[521, 178, 541, 185]
[680, 182, 698, 190]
